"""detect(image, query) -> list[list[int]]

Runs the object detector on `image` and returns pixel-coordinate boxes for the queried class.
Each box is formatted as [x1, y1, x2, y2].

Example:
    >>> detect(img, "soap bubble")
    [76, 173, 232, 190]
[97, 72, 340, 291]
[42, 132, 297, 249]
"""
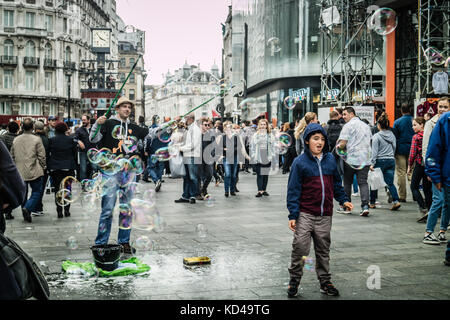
[130, 199, 157, 231]
[56, 189, 72, 207]
[157, 128, 172, 143]
[66, 236, 78, 250]
[60, 176, 82, 203]
[81, 193, 99, 212]
[123, 136, 138, 154]
[277, 132, 292, 147]
[303, 256, 315, 272]
[143, 189, 156, 202]
[134, 236, 155, 251]
[204, 195, 216, 208]
[112, 125, 126, 140]
[168, 144, 180, 157]
[81, 179, 96, 193]
[75, 223, 83, 234]
[196, 224, 207, 238]
[153, 147, 170, 162]
[87, 148, 99, 163]
[118, 203, 133, 230]
[152, 214, 166, 233]
[284, 96, 297, 110]
[369, 8, 397, 36]
[333, 145, 369, 170]
[426, 157, 437, 167]
[238, 97, 256, 112]
[423, 47, 446, 65]
[267, 37, 281, 55]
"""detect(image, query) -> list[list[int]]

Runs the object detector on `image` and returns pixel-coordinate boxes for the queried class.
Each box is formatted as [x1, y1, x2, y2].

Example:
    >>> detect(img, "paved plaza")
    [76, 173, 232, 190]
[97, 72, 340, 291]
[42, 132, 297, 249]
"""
[3, 171, 449, 300]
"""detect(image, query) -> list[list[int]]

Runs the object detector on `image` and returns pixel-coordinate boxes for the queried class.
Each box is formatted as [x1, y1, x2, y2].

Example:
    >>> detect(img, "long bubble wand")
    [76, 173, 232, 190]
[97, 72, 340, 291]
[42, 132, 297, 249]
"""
[91, 55, 143, 140]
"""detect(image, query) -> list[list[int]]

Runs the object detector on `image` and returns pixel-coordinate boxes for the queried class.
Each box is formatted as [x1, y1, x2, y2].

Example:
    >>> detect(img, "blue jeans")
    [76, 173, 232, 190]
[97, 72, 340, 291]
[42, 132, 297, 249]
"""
[182, 157, 199, 200]
[426, 184, 448, 233]
[79, 152, 91, 181]
[23, 177, 44, 213]
[444, 186, 450, 261]
[147, 159, 164, 184]
[223, 157, 238, 193]
[95, 174, 135, 245]
[370, 159, 400, 204]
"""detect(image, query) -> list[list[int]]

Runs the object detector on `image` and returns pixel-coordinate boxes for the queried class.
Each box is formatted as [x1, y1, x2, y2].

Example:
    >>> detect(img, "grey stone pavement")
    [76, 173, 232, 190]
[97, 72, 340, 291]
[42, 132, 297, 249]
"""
[3, 170, 450, 300]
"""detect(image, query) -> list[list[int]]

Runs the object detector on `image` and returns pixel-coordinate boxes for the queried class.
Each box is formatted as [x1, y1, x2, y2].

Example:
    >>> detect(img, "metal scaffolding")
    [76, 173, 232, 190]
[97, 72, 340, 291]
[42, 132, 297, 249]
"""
[319, 0, 382, 105]
[418, 0, 450, 97]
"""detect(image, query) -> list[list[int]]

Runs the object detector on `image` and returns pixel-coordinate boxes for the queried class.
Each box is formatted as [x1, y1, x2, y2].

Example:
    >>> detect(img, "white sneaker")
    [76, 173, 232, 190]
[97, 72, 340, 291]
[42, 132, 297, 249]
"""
[423, 233, 440, 245]
[351, 193, 359, 197]
[336, 207, 351, 215]
[31, 211, 44, 217]
[437, 233, 447, 243]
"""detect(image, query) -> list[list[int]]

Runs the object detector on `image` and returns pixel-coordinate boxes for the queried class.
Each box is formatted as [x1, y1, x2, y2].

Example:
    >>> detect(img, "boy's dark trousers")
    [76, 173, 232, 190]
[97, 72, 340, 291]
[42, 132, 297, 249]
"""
[289, 213, 332, 285]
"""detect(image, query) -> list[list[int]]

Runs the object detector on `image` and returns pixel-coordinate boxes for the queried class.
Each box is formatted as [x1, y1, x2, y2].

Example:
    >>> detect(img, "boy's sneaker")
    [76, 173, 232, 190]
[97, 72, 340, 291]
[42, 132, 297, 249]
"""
[437, 232, 447, 243]
[423, 233, 440, 245]
[336, 206, 351, 215]
[320, 282, 340, 296]
[287, 279, 300, 298]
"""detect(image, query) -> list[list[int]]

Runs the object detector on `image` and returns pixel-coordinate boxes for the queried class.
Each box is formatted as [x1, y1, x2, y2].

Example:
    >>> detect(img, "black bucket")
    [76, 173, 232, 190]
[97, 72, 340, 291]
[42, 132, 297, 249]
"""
[90, 244, 122, 271]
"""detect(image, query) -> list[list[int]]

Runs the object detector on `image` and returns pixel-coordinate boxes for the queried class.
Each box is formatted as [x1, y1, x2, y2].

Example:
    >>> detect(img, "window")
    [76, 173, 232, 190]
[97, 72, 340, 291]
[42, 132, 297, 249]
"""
[129, 58, 135, 66]
[26, 12, 35, 28]
[120, 58, 126, 68]
[45, 15, 53, 31]
[4, 10, 14, 27]
[119, 73, 125, 81]
[49, 103, 56, 116]
[4, 39, 14, 57]
[20, 101, 41, 115]
[65, 46, 71, 62]
[3, 70, 13, 89]
[63, 18, 67, 33]
[129, 89, 135, 101]
[0, 102, 12, 115]
[45, 72, 52, 92]
[44, 43, 52, 59]
[25, 71, 35, 90]
[130, 73, 135, 83]
[25, 41, 35, 57]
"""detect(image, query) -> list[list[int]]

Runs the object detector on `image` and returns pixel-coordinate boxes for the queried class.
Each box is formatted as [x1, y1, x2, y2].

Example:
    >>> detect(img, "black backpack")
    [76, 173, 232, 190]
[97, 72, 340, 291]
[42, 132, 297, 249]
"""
[0, 232, 50, 300]
[327, 122, 343, 152]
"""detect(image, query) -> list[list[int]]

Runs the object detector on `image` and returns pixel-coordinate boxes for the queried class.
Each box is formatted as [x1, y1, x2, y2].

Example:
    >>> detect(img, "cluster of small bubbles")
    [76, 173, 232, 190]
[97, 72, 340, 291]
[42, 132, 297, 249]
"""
[423, 47, 446, 65]
[368, 7, 397, 36]
[303, 256, 315, 272]
[66, 236, 78, 250]
[204, 195, 216, 208]
[196, 224, 207, 238]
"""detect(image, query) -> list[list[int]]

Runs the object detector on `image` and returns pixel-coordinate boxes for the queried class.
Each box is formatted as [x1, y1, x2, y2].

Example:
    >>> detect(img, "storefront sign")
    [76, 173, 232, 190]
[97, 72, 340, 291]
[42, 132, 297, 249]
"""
[354, 106, 375, 125]
[0, 115, 48, 125]
[292, 88, 309, 101]
[320, 89, 340, 100]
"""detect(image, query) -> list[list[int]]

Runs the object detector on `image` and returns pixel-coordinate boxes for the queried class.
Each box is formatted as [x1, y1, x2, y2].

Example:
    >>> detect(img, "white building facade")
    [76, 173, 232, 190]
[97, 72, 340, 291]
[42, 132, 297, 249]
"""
[0, 0, 120, 123]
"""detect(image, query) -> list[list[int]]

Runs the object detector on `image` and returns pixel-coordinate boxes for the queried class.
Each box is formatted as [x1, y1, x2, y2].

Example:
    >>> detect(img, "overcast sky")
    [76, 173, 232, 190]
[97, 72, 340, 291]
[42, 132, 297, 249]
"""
[116, 0, 231, 85]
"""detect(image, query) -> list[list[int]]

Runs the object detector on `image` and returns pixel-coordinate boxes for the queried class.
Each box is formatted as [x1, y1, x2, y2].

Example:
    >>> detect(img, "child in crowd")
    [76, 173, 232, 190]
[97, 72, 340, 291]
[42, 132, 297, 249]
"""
[286, 123, 353, 297]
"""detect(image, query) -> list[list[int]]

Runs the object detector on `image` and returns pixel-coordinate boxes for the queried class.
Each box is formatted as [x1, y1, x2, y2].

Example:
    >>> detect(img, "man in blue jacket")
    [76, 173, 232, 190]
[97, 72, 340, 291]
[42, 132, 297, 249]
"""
[286, 123, 353, 297]
[392, 104, 415, 202]
[425, 111, 450, 266]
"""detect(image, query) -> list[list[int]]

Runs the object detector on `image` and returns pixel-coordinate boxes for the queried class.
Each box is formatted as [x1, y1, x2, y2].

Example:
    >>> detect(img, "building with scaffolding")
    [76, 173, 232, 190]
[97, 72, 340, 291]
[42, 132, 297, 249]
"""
[226, 0, 450, 125]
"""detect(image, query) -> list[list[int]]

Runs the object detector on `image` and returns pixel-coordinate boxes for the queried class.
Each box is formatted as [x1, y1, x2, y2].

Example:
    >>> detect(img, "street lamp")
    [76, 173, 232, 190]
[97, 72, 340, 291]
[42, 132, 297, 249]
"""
[66, 69, 72, 122]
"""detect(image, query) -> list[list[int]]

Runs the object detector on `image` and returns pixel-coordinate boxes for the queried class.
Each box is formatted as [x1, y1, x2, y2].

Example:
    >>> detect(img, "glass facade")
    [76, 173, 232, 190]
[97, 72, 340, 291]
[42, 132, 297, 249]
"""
[231, 0, 386, 123]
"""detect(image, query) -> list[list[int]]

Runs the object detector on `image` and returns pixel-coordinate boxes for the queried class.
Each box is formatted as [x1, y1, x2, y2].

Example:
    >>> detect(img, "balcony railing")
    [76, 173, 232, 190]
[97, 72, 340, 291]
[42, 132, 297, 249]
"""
[0, 56, 18, 66]
[43, 58, 57, 69]
[16, 26, 47, 38]
[64, 61, 77, 70]
[23, 57, 40, 68]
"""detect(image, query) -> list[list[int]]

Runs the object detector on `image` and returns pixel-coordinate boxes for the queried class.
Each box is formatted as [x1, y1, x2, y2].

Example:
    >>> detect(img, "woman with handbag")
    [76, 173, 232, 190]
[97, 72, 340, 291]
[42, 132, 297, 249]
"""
[369, 113, 401, 211]
[250, 119, 276, 198]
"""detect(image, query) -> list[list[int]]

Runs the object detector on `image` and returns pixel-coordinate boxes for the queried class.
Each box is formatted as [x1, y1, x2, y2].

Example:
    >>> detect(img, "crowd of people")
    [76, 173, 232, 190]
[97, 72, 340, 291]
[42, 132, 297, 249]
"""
[0, 95, 449, 297]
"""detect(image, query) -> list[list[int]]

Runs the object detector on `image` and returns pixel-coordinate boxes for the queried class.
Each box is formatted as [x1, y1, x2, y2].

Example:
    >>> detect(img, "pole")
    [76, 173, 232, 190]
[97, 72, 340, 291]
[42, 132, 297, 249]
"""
[67, 74, 71, 122]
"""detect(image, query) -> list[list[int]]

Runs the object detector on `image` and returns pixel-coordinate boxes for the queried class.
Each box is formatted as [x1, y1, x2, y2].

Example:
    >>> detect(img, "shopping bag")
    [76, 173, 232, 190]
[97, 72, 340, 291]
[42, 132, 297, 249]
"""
[169, 153, 186, 178]
[368, 167, 387, 190]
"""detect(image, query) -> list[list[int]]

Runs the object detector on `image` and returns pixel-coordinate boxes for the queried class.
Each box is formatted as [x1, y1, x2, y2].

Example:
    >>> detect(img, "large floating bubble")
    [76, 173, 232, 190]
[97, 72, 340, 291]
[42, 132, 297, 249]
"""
[238, 97, 256, 112]
[369, 8, 397, 36]
[130, 198, 157, 231]
[284, 96, 297, 110]
[333, 145, 370, 170]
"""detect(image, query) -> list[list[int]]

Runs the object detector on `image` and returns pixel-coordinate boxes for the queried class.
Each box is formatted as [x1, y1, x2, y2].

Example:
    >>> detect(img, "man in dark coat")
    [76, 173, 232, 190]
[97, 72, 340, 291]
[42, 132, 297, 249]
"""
[0, 121, 19, 151]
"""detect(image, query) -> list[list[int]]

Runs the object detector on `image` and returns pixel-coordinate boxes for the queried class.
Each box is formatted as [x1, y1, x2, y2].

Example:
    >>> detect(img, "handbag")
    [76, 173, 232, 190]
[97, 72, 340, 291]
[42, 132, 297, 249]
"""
[169, 153, 186, 178]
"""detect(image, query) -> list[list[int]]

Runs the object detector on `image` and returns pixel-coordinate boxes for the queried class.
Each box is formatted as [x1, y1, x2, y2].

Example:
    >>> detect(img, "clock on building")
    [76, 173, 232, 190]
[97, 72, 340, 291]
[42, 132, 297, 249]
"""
[92, 28, 111, 53]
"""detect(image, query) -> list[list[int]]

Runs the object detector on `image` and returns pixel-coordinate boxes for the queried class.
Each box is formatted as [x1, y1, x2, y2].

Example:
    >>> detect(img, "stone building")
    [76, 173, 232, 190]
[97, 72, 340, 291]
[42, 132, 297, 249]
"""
[0, 0, 120, 124]
[145, 61, 221, 121]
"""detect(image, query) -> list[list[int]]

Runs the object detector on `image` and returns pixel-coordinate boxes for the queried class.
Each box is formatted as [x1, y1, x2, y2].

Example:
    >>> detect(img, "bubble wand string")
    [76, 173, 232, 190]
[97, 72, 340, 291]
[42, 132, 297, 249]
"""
[91, 55, 143, 140]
